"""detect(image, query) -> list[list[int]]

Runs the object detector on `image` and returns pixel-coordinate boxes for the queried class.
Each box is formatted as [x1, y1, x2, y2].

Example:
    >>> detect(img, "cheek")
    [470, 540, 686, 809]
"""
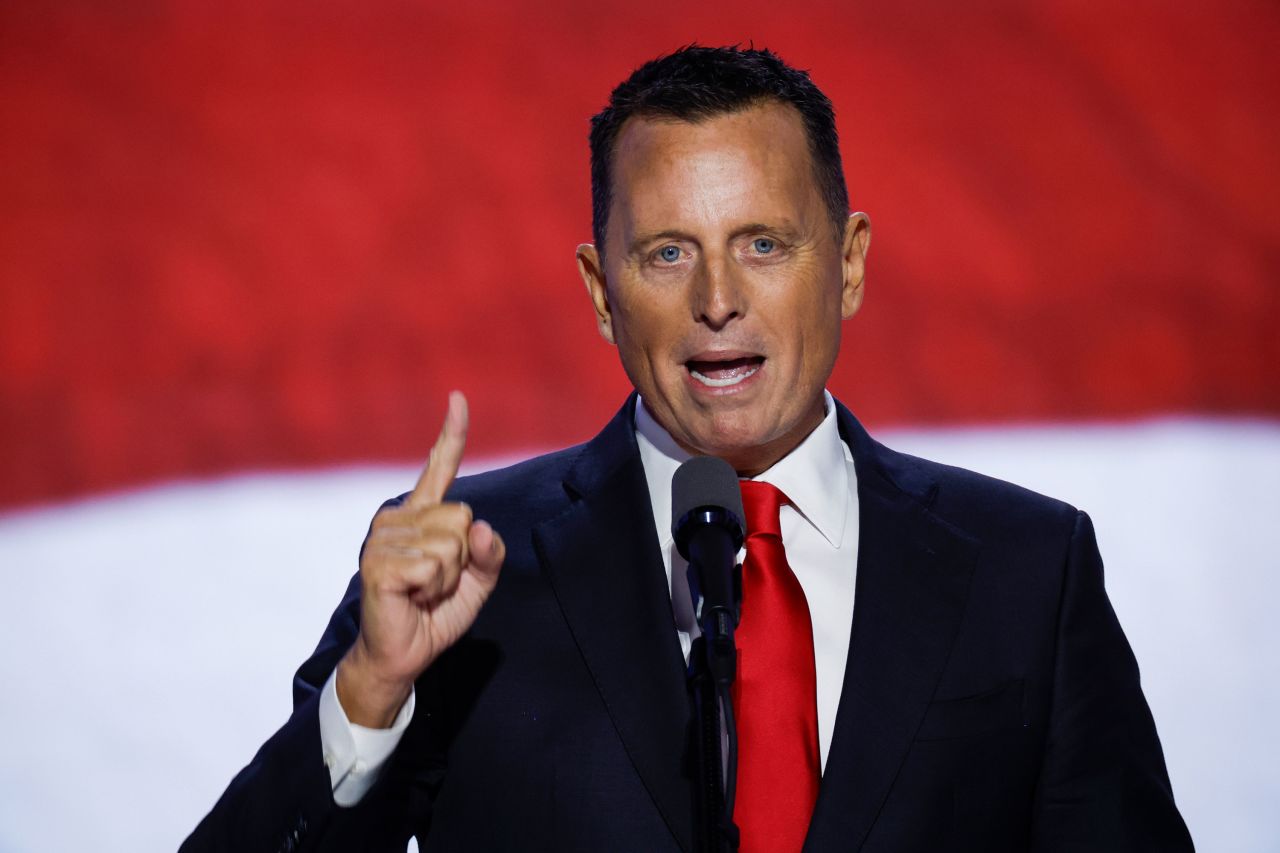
[610, 303, 672, 381]
[612, 290, 681, 354]
[780, 287, 842, 374]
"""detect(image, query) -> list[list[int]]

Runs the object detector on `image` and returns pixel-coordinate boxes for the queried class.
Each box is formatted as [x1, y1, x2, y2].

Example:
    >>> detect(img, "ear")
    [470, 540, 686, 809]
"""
[840, 212, 871, 319]
[576, 243, 616, 345]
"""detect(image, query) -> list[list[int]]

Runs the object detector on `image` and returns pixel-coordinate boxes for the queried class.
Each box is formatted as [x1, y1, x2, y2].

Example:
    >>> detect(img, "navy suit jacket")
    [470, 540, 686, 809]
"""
[183, 397, 1193, 852]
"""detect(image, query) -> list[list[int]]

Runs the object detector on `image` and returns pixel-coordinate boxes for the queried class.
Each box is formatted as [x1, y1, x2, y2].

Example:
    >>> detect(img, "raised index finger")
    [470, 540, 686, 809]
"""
[407, 390, 469, 508]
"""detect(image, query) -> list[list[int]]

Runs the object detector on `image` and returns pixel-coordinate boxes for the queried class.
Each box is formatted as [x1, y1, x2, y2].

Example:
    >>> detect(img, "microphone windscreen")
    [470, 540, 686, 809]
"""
[671, 455, 745, 539]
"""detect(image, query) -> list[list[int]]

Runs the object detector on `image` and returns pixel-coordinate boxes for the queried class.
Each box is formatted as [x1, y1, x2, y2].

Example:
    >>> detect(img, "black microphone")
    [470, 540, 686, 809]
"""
[672, 455, 745, 686]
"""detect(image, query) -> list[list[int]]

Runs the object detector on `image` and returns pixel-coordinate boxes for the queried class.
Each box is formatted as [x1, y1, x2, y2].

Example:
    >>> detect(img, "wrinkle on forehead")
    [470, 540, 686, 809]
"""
[608, 103, 826, 253]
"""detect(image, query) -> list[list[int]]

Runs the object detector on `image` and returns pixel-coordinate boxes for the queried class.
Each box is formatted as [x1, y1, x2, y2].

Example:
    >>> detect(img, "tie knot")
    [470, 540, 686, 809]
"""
[739, 479, 790, 538]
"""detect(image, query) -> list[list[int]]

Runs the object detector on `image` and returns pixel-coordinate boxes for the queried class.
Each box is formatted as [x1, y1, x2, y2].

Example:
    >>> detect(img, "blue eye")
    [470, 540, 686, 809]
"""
[752, 238, 775, 254]
[659, 245, 681, 263]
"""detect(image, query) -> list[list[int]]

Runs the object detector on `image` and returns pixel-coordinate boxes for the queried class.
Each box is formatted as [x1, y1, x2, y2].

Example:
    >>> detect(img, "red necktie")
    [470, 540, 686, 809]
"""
[733, 480, 821, 853]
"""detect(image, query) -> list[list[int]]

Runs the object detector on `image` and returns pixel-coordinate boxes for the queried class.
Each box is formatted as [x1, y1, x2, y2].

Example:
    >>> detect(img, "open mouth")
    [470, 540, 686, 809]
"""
[686, 355, 765, 388]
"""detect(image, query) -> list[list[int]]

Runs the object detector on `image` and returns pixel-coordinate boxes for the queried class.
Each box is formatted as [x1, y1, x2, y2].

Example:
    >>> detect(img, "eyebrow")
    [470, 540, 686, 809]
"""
[627, 221, 802, 255]
[729, 221, 801, 241]
[627, 230, 693, 255]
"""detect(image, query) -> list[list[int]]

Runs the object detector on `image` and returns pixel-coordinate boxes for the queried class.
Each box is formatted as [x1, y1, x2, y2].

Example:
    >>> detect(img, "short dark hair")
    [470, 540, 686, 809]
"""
[589, 45, 849, 257]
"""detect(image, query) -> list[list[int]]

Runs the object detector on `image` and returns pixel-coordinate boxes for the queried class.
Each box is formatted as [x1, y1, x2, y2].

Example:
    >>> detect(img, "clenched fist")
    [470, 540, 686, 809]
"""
[336, 391, 505, 727]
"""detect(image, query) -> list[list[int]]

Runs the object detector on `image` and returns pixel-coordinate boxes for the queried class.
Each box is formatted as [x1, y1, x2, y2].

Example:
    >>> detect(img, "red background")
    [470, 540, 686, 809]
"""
[2, 1, 1278, 508]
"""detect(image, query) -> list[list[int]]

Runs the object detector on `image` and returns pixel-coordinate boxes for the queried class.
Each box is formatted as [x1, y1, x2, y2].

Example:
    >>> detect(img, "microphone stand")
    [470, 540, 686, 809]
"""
[685, 521, 742, 853]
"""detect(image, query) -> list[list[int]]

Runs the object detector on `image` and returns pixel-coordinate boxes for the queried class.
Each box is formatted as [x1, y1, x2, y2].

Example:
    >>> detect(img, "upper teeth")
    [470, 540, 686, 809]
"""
[690, 364, 760, 387]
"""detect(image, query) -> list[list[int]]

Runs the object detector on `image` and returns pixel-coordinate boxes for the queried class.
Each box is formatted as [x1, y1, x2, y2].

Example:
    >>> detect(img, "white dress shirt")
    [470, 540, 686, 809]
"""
[634, 391, 859, 770]
[318, 390, 859, 802]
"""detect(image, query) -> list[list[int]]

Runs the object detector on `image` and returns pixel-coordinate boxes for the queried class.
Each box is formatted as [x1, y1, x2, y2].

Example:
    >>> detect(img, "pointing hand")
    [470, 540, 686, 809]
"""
[337, 391, 505, 727]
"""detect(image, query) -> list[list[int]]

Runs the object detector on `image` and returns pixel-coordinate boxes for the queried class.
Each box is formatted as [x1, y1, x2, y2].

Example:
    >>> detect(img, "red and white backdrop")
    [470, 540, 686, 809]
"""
[1, 2, 1276, 850]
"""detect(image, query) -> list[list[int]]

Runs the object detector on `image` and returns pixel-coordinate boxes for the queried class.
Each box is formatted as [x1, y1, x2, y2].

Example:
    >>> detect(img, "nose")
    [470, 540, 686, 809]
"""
[692, 252, 746, 331]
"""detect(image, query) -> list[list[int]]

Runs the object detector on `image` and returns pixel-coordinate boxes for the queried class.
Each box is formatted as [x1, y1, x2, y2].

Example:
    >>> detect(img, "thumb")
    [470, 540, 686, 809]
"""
[467, 520, 506, 582]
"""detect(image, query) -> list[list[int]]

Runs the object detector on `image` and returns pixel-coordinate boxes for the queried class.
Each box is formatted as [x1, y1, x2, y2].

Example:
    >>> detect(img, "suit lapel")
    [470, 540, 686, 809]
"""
[804, 406, 979, 852]
[532, 398, 695, 851]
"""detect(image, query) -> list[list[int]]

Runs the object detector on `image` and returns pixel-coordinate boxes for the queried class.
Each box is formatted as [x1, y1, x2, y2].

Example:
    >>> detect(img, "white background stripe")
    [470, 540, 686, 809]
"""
[0, 421, 1275, 852]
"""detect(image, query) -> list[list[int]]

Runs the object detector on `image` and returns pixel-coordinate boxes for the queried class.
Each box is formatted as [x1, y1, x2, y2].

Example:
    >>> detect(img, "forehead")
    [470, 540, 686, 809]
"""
[608, 102, 823, 241]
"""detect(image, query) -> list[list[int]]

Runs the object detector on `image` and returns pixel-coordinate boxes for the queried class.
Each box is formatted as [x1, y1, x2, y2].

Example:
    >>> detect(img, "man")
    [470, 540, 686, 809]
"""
[184, 46, 1193, 852]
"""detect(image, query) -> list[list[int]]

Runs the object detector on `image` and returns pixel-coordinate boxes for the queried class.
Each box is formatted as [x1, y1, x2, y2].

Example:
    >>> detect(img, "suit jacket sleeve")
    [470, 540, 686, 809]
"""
[181, 500, 442, 853]
[1029, 511, 1194, 852]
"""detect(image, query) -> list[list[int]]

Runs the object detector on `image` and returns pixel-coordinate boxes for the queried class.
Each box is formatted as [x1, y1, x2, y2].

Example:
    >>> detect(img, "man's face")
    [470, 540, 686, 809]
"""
[578, 101, 870, 475]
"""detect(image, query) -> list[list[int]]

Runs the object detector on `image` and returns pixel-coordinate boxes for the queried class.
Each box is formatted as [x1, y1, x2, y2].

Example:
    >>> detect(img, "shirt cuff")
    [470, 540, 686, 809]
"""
[317, 667, 415, 806]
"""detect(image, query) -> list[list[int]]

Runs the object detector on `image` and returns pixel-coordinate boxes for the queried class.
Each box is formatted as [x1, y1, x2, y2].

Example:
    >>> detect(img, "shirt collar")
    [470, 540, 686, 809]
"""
[635, 391, 851, 549]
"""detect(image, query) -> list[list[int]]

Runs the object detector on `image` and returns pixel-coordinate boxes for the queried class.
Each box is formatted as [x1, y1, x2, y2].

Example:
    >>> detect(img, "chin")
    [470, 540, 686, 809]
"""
[688, 416, 776, 459]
